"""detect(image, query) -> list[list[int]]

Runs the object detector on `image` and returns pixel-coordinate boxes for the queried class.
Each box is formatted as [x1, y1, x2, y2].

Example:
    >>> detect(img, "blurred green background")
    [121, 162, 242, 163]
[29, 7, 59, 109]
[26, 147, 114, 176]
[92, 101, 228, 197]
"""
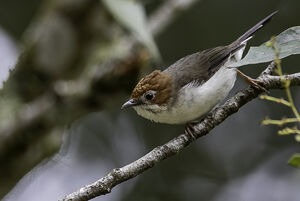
[0, 0, 300, 201]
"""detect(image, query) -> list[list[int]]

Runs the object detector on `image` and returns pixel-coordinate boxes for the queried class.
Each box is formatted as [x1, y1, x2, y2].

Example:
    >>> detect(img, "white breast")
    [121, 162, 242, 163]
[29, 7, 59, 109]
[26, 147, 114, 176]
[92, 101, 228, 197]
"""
[134, 67, 237, 124]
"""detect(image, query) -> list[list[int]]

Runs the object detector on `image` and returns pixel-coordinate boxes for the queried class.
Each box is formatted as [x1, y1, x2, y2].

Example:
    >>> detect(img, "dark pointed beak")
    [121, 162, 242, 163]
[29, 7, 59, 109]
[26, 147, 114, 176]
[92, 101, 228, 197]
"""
[121, 99, 140, 109]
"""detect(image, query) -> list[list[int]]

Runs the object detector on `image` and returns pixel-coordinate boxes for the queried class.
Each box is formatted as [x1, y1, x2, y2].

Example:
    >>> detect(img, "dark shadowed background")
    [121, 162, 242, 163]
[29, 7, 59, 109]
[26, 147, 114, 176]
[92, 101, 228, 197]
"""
[0, 0, 300, 200]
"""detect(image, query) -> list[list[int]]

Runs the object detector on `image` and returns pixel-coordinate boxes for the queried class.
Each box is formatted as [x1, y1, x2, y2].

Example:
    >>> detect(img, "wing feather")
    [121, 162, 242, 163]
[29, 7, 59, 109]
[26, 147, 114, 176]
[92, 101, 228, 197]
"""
[163, 45, 234, 91]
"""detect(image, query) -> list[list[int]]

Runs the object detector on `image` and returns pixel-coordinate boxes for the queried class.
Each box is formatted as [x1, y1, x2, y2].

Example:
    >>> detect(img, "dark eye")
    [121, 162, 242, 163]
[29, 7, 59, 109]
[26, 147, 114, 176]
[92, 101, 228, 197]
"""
[145, 93, 154, 100]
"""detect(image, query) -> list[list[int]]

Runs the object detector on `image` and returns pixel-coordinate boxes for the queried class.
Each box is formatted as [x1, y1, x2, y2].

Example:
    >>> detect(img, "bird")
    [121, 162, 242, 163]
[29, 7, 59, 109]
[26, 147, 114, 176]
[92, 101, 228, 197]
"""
[122, 11, 278, 136]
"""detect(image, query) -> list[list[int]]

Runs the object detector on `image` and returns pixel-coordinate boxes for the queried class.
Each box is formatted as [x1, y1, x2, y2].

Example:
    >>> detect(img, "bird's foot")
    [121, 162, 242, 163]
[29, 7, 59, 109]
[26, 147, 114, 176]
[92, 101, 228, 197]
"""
[185, 122, 197, 140]
[235, 69, 268, 92]
[247, 78, 267, 92]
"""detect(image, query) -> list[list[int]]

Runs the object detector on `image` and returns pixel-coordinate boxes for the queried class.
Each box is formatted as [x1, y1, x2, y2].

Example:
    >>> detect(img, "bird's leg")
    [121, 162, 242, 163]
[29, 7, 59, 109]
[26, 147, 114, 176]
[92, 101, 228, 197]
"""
[234, 69, 268, 92]
[185, 122, 197, 140]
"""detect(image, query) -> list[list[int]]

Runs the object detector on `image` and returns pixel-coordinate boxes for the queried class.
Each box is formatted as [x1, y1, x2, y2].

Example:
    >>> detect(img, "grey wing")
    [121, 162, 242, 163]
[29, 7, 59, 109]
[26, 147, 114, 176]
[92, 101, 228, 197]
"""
[163, 45, 235, 91]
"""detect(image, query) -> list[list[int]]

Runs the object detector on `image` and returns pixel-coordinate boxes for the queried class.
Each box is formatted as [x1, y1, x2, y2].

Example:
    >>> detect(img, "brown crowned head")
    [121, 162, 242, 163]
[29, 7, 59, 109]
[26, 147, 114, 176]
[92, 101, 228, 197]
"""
[121, 70, 173, 112]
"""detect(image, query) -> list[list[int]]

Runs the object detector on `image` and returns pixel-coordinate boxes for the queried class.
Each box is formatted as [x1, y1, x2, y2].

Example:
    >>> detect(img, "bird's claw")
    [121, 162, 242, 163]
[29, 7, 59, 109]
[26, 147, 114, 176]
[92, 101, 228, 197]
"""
[247, 78, 268, 92]
[185, 123, 197, 140]
[235, 69, 268, 92]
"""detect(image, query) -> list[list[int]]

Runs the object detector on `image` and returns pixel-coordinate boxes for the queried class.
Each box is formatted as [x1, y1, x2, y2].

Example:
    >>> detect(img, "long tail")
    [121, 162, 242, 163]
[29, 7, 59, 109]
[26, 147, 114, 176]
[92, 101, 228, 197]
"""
[235, 11, 278, 45]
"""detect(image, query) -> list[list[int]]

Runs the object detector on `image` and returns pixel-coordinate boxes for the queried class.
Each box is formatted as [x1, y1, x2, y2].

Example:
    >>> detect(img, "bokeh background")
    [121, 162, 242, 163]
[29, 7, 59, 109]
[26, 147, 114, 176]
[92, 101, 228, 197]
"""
[0, 0, 300, 200]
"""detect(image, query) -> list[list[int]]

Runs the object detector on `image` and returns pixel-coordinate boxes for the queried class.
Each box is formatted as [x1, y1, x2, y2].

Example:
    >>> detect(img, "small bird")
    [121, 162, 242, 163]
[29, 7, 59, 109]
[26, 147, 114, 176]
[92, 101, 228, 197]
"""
[122, 11, 277, 135]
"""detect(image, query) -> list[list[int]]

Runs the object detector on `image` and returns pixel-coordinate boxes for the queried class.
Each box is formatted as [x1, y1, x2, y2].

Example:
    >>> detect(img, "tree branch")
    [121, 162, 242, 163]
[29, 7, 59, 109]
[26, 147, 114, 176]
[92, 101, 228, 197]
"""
[59, 62, 300, 201]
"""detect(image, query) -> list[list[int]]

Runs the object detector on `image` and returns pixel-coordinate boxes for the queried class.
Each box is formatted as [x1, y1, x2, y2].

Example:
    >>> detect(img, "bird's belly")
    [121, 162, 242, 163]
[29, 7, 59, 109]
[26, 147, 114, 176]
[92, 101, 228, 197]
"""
[146, 67, 237, 124]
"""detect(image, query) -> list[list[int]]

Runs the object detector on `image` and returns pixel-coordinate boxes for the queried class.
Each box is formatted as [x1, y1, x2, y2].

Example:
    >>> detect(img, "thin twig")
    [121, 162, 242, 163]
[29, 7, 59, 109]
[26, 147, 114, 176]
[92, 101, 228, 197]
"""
[259, 61, 277, 76]
[261, 118, 299, 126]
[259, 95, 291, 107]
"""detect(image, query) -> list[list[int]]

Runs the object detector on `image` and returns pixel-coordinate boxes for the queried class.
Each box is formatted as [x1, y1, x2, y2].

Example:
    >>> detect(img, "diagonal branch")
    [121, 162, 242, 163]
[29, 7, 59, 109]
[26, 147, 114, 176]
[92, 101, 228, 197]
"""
[59, 62, 300, 201]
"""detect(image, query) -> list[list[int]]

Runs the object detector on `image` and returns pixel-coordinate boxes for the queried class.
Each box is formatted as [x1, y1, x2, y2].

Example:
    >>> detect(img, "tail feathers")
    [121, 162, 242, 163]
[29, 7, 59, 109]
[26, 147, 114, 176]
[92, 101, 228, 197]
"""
[240, 35, 254, 45]
[235, 10, 278, 45]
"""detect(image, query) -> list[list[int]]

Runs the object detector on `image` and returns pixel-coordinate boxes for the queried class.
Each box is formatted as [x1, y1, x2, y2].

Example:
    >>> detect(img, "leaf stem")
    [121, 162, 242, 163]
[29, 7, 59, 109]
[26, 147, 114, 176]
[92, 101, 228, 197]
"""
[285, 86, 300, 121]
[259, 95, 291, 107]
[278, 127, 300, 135]
[262, 118, 299, 126]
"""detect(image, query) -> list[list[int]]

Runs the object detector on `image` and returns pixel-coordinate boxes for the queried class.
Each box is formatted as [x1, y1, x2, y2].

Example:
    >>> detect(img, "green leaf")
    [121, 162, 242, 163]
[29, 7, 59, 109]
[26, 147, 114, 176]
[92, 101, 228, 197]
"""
[231, 26, 300, 67]
[288, 153, 300, 168]
[103, 0, 160, 61]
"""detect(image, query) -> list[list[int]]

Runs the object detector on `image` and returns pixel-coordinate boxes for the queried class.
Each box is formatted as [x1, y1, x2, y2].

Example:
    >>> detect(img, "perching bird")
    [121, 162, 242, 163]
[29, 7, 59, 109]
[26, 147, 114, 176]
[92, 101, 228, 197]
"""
[122, 11, 277, 135]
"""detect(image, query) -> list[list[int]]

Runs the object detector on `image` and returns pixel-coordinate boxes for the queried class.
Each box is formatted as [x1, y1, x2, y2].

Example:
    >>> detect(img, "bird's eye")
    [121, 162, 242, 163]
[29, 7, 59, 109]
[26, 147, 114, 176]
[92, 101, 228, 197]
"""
[145, 93, 154, 100]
